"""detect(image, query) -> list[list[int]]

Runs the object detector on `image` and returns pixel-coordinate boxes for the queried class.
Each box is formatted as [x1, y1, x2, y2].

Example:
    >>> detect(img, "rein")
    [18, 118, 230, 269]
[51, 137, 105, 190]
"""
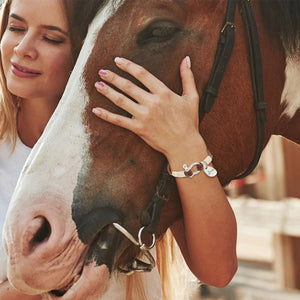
[115, 0, 266, 274]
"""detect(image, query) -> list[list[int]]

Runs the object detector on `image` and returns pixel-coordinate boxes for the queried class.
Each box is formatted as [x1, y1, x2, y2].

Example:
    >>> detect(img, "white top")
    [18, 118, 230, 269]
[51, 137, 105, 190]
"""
[0, 137, 162, 299]
[0, 136, 31, 282]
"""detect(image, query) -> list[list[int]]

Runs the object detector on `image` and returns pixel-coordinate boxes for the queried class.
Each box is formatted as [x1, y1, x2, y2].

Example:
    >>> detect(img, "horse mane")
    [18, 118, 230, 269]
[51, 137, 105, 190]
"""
[259, 0, 300, 56]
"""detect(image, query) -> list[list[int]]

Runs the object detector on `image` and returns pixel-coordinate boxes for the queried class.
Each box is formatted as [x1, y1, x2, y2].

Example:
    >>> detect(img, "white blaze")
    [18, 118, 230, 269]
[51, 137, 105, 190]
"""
[280, 57, 300, 119]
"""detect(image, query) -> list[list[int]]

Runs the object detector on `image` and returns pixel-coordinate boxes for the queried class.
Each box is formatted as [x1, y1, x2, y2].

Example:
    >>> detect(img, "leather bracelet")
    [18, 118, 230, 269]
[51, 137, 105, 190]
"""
[167, 153, 217, 178]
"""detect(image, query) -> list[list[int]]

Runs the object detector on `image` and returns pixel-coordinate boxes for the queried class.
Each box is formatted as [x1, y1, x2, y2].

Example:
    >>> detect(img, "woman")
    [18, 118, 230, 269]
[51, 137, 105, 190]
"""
[0, 0, 101, 298]
[0, 0, 237, 299]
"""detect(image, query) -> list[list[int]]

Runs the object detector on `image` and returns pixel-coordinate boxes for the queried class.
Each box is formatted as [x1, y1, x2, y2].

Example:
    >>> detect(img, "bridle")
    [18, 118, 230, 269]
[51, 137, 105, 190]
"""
[114, 0, 266, 274]
[199, 0, 266, 179]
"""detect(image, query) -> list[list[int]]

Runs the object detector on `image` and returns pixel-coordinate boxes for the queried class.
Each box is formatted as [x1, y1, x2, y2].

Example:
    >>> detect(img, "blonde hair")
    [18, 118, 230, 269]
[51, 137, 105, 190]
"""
[125, 229, 196, 300]
[0, 0, 19, 147]
[157, 229, 196, 300]
[126, 273, 148, 300]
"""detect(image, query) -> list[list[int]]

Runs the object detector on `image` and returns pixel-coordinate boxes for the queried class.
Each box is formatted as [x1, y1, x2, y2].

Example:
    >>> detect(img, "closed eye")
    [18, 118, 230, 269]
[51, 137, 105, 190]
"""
[136, 20, 181, 47]
[8, 26, 64, 45]
[8, 26, 25, 32]
[43, 36, 65, 45]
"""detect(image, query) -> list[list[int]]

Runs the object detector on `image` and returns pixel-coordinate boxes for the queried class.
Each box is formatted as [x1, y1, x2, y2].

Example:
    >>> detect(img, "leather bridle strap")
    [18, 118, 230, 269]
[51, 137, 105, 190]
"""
[199, 0, 237, 122]
[235, 0, 266, 178]
[142, 162, 174, 234]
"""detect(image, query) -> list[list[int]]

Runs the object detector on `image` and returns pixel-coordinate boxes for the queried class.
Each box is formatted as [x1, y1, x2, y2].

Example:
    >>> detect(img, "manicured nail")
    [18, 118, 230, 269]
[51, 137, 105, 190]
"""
[185, 56, 191, 69]
[98, 69, 108, 76]
[114, 57, 124, 64]
[95, 81, 105, 89]
[92, 108, 102, 115]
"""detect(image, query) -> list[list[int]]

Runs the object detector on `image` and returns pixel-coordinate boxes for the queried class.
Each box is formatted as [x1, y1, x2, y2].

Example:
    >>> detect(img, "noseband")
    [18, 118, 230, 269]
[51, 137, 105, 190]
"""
[115, 0, 266, 275]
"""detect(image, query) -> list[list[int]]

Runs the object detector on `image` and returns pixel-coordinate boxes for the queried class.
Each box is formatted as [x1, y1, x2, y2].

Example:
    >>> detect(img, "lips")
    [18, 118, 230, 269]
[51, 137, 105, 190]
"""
[11, 62, 41, 77]
[50, 270, 82, 297]
[48, 262, 109, 300]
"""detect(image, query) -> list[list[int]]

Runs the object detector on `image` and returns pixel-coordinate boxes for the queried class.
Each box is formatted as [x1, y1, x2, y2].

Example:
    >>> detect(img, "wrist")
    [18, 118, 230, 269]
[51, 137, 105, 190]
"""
[165, 134, 209, 170]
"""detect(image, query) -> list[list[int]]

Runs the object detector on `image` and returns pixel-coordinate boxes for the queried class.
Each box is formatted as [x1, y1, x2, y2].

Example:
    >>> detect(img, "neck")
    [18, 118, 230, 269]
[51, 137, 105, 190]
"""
[17, 97, 59, 148]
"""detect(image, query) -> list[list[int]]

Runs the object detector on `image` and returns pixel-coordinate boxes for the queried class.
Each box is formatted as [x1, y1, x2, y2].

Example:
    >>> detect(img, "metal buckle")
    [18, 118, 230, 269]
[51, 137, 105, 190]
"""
[182, 162, 202, 178]
[221, 22, 235, 33]
[138, 226, 156, 250]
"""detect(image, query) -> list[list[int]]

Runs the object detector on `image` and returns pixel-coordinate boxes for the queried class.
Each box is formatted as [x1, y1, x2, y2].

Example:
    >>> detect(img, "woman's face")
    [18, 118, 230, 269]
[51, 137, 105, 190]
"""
[0, 0, 73, 102]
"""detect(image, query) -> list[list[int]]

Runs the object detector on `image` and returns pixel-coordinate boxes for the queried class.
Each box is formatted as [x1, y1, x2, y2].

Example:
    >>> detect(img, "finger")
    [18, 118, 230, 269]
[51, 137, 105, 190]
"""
[98, 69, 149, 104]
[180, 56, 199, 102]
[92, 107, 134, 132]
[114, 57, 166, 94]
[95, 81, 140, 116]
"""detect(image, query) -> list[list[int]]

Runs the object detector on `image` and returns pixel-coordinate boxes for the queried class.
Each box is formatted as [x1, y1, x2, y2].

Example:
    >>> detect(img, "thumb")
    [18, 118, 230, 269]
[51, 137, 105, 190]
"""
[180, 56, 199, 102]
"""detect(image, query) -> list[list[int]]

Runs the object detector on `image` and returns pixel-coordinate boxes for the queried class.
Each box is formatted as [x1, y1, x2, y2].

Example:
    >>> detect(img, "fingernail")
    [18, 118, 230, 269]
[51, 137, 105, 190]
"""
[99, 69, 108, 76]
[92, 108, 102, 115]
[185, 56, 191, 69]
[95, 81, 105, 89]
[114, 57, 124, 64]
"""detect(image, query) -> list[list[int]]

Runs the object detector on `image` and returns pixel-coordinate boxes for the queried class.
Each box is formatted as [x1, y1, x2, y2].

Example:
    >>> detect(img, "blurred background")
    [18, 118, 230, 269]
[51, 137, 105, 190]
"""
[186, 135, 300, 300]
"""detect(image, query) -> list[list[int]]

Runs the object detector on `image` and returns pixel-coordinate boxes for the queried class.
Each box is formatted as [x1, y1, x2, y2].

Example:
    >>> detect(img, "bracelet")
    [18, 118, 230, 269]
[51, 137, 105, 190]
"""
[167, 153, 217, 178]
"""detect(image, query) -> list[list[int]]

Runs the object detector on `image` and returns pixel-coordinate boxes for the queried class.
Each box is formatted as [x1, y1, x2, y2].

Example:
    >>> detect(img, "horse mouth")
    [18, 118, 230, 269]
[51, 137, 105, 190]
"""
[49, 223, 121, 298]
[47, 259, 109, 299]
[46, 206, 127, 298]
[50, 273, 82, 297]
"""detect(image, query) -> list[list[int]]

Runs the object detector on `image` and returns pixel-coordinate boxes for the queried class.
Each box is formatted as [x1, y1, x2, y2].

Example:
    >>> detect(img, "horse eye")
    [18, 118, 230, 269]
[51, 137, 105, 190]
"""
[137, 20, 181, 46]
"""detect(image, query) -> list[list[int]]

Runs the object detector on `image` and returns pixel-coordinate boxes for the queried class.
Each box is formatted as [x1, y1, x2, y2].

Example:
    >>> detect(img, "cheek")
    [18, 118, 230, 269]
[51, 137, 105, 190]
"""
[0, 35, 13, 70]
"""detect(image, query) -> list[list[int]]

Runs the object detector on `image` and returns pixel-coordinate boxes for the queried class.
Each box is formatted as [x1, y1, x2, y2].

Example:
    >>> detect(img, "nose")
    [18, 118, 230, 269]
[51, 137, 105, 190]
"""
[19, 209, 72, 261]
[14, 32, 38, 60]
[4, 210, 73, 293]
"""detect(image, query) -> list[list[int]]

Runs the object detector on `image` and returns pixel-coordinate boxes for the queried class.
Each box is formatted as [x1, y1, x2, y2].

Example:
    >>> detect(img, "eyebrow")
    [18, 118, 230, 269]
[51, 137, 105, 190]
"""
[9, 13, 69, 36]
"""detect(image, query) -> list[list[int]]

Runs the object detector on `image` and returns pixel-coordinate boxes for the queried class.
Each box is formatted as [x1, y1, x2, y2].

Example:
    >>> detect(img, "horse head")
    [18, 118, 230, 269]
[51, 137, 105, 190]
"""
[3, 0, 290, 299]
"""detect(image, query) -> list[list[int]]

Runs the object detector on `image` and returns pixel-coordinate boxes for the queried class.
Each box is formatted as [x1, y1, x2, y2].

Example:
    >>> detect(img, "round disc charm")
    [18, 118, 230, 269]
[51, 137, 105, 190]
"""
[203, 166, 217, 177]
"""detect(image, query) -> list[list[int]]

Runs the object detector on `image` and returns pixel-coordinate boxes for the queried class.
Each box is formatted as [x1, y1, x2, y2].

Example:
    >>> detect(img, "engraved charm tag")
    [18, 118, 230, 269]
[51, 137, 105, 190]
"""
[203, 166, 217, 177]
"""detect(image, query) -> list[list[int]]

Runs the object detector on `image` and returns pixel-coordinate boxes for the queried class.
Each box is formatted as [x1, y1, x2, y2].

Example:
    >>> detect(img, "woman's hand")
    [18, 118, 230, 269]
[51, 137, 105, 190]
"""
[92, 56, 205, 161]
[0, 280, 42, 300]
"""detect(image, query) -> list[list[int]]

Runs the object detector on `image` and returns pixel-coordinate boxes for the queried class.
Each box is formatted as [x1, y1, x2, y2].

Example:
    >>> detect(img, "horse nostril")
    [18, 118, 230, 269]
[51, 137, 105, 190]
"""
[22, 216, 52, 255]
[30, 217, 51, 248]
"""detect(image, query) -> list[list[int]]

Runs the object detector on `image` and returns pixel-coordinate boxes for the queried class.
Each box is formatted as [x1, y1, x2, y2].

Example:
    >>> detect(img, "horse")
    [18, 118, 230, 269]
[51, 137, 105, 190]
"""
[3, 0, 300, 299]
